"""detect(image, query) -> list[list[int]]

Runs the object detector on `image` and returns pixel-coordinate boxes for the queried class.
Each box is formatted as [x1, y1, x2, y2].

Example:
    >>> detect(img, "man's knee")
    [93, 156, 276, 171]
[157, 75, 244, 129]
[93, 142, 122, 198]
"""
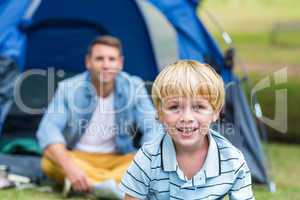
[41, 155, 65, 183]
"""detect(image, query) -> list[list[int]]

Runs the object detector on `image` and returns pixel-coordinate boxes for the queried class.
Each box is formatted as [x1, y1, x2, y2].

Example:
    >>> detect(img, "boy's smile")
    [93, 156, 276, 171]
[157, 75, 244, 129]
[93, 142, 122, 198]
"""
[160, 96, 219, 151]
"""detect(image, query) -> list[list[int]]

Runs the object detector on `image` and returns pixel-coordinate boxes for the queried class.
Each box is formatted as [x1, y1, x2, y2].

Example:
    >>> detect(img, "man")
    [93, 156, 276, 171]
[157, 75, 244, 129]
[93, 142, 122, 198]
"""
[36, 35, 161, 196]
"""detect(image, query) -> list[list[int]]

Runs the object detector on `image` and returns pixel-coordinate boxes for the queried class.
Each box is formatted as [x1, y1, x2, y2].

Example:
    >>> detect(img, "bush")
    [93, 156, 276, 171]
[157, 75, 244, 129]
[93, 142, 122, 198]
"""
[242, 73, 300, 143]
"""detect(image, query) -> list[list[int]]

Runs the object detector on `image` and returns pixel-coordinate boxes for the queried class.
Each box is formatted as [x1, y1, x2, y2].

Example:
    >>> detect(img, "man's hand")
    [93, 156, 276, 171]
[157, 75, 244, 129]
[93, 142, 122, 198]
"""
[44, 144, 91, 193]
[63, 160, 91, 193]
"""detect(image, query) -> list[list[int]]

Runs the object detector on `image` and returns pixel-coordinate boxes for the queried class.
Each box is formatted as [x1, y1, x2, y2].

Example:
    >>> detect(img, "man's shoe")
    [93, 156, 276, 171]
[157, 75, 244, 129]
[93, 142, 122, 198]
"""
[92, 179, 124, 200]
[0, 176, 14, 189]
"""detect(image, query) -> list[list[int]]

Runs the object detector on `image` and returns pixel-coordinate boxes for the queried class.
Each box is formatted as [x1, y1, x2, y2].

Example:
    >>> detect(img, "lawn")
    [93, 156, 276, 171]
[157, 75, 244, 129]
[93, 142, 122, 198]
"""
[254, 143, 300, 200]
[199, 0, 300, 70]
[1, 142, 299, 199]
[200, 0, 300, 33]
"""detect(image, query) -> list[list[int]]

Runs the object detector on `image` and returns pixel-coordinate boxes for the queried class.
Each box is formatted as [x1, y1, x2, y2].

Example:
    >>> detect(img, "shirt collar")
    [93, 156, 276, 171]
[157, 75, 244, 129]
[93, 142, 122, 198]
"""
[160, 130, 221, 178]
[114, 71, 127, 97]
[83, 71, 95, 97]
[201, 131, 221, 178]
[161, 134, 177, 172]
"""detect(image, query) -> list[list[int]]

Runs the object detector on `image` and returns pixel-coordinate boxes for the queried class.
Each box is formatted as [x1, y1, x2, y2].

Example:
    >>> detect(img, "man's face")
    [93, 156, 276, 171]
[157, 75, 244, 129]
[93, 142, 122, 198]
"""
[86, 44, 123, 84]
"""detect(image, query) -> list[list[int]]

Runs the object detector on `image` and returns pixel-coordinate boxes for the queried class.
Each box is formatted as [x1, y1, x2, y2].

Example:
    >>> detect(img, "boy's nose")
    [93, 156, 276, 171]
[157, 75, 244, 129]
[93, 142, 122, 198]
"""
[180, 108, 195, 123]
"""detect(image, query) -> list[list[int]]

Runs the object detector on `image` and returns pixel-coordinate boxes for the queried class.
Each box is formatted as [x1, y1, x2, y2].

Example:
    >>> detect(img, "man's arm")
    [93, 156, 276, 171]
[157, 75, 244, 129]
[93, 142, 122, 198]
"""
[44, 144, 90, 192]
[37, 83, 90, 192]
[37, 83, 68, 150]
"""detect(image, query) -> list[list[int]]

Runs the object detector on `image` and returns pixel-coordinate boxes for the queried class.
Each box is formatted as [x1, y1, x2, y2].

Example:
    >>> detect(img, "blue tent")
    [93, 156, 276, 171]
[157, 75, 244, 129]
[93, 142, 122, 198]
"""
[0, 0, 270, 186]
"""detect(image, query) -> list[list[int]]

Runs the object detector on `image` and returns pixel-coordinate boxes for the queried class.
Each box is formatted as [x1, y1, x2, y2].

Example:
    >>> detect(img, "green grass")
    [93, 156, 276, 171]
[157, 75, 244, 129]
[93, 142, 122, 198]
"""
[198, 0, 300, 68]
[200, 0, 300, 33]
[0, 189, 90, 200]
[211, 32, 300, 66]
[1, 143, 299, 199]
[0, 189, 69, 200]
[254, 143, 300, 200]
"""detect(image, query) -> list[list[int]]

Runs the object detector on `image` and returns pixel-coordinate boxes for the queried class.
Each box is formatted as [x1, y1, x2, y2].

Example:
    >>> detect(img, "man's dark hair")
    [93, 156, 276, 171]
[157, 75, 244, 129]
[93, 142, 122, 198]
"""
[87, 35, 122, 55]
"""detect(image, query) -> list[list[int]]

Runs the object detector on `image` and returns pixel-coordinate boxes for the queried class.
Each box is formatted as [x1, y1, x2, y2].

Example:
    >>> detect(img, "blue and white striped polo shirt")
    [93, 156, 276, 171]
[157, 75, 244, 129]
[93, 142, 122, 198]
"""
[120, 129, 254, 200]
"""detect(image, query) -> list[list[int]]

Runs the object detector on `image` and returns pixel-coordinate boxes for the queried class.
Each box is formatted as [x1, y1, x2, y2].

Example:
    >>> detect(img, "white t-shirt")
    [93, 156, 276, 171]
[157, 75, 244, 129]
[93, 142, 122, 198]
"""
[75, 92, 117, 153]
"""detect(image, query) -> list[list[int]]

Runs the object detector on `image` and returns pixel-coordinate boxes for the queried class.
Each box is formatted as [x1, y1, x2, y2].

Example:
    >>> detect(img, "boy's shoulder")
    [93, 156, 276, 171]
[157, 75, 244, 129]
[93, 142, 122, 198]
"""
[210, 130, 245, 162]
[140, 134, 164, 157]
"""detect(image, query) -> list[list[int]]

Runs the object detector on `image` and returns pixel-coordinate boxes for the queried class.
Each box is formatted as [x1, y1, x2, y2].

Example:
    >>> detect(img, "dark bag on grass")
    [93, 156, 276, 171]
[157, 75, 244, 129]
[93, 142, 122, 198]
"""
[0, 153, 44, 183]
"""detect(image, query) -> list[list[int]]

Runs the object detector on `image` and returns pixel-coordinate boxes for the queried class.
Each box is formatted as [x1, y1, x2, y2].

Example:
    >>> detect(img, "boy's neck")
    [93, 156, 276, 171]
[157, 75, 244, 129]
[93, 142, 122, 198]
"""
[175, 134, 209, 155]
[175, 135, 209, 180]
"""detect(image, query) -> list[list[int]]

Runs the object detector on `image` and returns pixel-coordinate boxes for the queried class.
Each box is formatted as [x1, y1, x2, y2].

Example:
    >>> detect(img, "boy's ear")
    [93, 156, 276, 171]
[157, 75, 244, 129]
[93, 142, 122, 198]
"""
[157, 111, 165, 122]
[155, 113, 159, 121]
[212, 110, 220, 122]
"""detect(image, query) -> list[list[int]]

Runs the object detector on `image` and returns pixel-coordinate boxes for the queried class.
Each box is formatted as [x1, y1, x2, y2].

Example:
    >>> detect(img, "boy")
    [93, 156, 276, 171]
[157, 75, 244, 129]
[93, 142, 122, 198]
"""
[120, 60, 254, 199]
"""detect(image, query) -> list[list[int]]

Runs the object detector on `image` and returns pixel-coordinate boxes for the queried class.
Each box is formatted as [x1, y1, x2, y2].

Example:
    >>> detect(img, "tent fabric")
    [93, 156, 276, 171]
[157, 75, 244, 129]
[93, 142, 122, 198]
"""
[219, 80, 268, 183]
[23, 0, 158, 81]
[0, 0, 30, 67]
[0, 0, 269, 185]
[148, 0, 232, 82]
[0, 57, 18, 134]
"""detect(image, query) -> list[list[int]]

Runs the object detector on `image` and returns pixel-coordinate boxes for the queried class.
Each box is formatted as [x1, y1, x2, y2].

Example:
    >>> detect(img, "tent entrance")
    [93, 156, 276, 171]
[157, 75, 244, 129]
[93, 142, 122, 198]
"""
[23, 18, 109, 72]
[2, 18, 110, 138]
[2, 69, 75, 139]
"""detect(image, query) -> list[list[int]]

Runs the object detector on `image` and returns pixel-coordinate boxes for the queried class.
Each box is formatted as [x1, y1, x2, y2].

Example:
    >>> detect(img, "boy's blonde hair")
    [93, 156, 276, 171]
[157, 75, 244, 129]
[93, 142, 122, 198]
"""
[152, 60, 225, 115]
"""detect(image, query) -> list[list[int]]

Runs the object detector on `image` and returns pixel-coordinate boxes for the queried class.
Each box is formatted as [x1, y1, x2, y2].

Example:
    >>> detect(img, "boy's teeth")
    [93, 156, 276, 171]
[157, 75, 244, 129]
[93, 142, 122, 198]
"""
[180, 128, 194, 132]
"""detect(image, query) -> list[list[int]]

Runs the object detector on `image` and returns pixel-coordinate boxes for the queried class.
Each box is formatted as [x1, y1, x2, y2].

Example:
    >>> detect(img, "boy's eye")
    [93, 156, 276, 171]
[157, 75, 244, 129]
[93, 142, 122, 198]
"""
[167, 105, 180, 111]
[193, 105, 205, 111]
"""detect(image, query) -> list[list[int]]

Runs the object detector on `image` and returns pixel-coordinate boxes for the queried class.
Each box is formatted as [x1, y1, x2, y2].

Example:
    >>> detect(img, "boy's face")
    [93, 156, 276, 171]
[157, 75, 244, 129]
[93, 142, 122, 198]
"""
[86, 44, 123, 84]
[159, 96, 219, 150]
